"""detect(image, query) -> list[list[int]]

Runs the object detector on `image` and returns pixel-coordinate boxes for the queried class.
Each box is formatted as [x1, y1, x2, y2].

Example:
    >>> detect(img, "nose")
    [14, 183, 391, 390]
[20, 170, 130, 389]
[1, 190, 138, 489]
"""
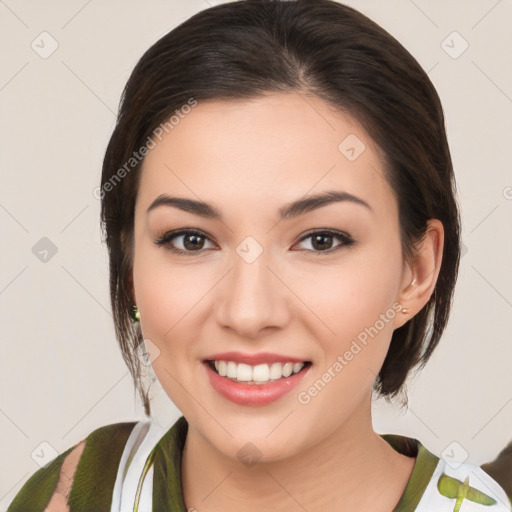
[215, 248, 291, 339]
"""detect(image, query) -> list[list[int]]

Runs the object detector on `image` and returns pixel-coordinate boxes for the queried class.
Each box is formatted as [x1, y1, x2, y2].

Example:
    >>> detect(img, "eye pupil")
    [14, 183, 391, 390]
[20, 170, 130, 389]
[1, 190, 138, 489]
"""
[183, 234, 204, 250]
[312, 234, 333, 251]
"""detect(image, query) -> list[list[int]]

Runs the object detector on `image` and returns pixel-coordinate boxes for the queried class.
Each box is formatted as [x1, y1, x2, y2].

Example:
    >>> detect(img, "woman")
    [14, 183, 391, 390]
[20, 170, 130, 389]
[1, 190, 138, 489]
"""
[7, 0, 511, 510]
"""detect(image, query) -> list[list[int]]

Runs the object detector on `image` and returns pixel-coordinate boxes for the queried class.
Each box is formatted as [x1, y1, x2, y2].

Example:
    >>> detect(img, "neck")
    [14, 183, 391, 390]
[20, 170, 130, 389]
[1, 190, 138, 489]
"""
[181, 400, 416, 512]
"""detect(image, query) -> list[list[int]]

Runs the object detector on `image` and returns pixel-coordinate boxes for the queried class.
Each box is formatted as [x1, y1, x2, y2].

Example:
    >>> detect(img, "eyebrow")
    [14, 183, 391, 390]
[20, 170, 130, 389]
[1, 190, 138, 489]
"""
[146, 190, 373, 220]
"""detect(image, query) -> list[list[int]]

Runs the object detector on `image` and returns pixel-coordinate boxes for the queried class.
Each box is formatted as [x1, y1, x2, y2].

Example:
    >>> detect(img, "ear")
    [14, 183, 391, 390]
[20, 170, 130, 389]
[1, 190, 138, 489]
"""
[393, 219, 444, 330]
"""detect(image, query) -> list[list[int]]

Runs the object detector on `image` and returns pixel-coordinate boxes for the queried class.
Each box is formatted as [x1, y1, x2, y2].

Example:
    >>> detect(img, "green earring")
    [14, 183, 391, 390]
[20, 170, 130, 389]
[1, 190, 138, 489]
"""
[132, 305, 141, 323]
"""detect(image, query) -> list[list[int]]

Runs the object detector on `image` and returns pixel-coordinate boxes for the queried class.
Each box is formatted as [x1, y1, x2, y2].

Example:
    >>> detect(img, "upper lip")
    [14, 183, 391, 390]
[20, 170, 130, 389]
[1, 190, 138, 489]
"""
[204, 351, 309, 365]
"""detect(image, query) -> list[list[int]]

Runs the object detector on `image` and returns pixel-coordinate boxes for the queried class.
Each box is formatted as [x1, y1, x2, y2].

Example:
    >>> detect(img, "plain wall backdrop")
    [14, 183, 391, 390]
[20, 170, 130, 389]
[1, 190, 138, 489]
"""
[1, 0, 511, 507]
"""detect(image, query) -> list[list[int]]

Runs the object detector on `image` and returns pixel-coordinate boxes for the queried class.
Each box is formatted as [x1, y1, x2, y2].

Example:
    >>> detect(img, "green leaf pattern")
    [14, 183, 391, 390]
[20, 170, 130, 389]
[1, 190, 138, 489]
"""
[438, 473, 497, 512]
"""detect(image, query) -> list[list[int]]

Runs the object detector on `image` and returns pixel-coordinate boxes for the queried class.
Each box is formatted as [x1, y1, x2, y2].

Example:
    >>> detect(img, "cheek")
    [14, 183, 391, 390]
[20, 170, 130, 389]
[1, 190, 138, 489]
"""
[133, 247, 189, 345]
[305, 245, 403, 358]
[295, 256, 402, 417]
[134, 259, 205, 409]
[130, 232, 215, 413]
[132, 243, 220, 366]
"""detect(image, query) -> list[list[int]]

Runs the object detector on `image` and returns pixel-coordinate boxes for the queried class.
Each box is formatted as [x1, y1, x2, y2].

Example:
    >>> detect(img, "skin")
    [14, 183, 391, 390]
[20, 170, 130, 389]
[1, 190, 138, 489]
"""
[131, 92, 444, 511]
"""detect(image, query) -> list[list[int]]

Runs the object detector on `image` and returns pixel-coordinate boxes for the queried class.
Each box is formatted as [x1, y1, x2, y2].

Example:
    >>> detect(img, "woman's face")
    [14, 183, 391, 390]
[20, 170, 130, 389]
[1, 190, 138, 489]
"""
[132, 92, 414, 461]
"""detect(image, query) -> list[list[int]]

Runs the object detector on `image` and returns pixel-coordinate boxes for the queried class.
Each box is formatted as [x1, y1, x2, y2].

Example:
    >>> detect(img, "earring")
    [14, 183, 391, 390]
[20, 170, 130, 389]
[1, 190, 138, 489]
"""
[131, 305, 141, 323]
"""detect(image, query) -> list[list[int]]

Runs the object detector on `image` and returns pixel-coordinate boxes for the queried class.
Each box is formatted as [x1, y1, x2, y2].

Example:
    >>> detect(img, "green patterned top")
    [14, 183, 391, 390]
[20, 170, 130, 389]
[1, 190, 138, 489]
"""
[6, 416, 512, 512]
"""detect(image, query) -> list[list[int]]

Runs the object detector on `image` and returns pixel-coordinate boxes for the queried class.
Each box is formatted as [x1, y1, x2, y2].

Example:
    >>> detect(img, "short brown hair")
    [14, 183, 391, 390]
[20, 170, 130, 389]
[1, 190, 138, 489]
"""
[100, 0, 461, 416]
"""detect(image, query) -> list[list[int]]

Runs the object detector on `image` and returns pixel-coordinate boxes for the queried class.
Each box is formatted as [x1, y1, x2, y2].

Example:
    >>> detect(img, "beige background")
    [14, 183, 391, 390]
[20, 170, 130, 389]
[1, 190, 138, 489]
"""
[1, 0, 511, 506]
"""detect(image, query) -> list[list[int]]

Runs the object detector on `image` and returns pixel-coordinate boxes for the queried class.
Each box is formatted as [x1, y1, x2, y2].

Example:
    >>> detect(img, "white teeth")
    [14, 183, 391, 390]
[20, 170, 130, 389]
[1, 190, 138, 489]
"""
[237, 363, 253, 382]
[282, 362, 293, 378]
[211, 360, 307, 383]
[218, 360, 227, 377]
[252, 364, 270, 381]
[269, 362, 283, 380]
[226, 361, 237, 378]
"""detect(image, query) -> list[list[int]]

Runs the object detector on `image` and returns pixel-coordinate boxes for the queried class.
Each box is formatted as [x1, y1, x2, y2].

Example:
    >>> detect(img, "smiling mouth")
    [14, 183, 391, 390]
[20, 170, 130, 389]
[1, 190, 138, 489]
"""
[205, 360, 312, 385]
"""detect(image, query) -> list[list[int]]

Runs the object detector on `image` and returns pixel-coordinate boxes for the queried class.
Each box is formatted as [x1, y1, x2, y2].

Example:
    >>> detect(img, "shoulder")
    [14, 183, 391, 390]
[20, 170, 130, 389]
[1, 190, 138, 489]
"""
[7, 421, 139, 512]
[383, 433, 511, 512]
[482, 442, 512, 505]
[481, 441, 512, 503]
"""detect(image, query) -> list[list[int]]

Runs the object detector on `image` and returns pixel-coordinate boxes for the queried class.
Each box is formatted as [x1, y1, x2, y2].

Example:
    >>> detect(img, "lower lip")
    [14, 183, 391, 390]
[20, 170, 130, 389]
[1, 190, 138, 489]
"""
[204, 362, 310, 406]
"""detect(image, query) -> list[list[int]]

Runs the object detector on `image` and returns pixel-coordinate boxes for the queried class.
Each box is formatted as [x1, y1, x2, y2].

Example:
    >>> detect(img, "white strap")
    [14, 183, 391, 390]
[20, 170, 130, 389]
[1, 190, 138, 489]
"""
[110, 419, 167, 512]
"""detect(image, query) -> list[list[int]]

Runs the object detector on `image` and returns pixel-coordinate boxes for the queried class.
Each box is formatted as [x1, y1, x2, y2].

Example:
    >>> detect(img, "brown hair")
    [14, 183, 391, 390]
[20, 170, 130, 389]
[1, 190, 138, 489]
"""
[100, 0, 461, 416]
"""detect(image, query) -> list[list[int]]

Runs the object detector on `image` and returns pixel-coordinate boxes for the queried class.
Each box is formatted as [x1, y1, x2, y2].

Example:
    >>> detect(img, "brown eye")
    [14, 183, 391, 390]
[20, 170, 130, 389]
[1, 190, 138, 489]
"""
[154, 229, 216, 254]
[311, 233, 334, 251]
[182, 233, 206, 250]
[294, 230, 355, 254]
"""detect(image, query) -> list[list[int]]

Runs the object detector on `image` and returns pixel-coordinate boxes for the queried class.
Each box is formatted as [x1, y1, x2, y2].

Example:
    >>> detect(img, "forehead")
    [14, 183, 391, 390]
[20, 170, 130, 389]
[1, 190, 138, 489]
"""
[136, 93, 396, 220]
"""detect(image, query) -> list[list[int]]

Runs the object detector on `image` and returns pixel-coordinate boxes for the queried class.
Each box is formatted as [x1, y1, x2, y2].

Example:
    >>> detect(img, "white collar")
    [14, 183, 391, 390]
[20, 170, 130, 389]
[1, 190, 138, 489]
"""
[111, 418, 167, 512]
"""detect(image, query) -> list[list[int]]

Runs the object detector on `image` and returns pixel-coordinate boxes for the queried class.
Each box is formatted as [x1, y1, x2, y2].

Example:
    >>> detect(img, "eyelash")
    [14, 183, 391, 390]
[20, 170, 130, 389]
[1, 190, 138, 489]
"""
[154, 228, 355, 256]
